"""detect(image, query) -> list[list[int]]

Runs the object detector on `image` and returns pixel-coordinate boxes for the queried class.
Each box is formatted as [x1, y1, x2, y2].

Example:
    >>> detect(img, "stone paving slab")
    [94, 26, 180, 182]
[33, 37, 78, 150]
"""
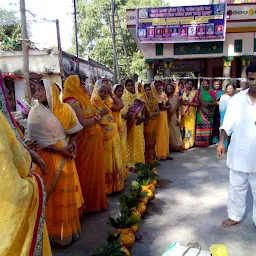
[52, 146, 256, 256]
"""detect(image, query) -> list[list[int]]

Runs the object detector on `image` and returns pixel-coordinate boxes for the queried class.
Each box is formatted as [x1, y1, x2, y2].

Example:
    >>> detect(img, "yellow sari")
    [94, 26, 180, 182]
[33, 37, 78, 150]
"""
[28, 82, 84, 245]
[181, 89, 197, 150]
[151, 81, 170, 160]
[141, 86, 158, 165]
[91, 80, 124, 194]
[63, 75, 108, 212]
[121, 86, 145, 168]
[0, 111, 52, 256]
[112, 84, 129, 181]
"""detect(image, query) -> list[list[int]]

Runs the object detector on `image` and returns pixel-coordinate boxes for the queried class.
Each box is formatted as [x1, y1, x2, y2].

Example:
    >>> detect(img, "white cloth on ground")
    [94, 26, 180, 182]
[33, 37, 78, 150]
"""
[228, 169, 256, 224]
[220, 89, 256, 173]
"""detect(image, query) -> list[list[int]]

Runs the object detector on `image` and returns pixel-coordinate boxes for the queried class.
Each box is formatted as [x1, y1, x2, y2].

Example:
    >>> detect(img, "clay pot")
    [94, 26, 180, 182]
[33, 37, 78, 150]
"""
[151, 180, 157, 186]
[131, 224, 139, 233]
[148, 183, 155, 192]
[141, 185, 154, 199]
[115, 228, 135, 248]
[140, 196, 149, 204]
[137, 201, 147, 215]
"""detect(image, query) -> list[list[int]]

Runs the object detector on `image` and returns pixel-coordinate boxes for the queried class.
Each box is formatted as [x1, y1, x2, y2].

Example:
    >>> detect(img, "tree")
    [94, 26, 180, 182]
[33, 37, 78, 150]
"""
[74, 0, 166, 78]
[0, 8, 22, 51]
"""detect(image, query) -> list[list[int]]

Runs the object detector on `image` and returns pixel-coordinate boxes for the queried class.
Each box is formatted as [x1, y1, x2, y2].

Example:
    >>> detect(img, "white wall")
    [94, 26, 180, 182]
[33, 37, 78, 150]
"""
[138, 32, 255, 59]
[0, 51, 60, 74]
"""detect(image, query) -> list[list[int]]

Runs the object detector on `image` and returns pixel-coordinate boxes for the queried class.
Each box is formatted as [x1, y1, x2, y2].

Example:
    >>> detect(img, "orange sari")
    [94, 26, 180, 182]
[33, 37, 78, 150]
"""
[28, 82, 84, 245]
[63, 75, 107, 212]
[91, 80, 124, 194]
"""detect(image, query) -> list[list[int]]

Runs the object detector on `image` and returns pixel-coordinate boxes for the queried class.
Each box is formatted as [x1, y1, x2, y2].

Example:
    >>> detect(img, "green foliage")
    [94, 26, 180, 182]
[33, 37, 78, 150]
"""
[92, 232, 126, 255]
[130, 181, 148, 199]
[92, 244, 125, 256]
[75, 0, 166, 77]
[0, 8, 22, 51]
[109, 210, 140, 229]
[109, 194, 142, 229]
[135, 163, 158, 186]
[119, 194, 140, 211]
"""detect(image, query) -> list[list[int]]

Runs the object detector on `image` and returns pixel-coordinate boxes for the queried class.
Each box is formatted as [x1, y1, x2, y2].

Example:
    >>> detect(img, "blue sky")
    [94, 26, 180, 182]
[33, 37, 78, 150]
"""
[1, 0, 210, 51]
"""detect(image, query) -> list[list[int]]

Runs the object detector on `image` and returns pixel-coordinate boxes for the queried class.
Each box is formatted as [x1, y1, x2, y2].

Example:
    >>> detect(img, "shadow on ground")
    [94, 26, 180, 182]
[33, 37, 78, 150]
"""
[52, 146, 256, 256]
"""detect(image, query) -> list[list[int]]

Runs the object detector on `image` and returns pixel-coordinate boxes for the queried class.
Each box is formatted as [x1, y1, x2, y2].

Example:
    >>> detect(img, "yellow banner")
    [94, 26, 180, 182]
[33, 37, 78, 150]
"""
[194, 15, 223, 23]
[152, 18, 167, 25]
[139, 18, 153, 23]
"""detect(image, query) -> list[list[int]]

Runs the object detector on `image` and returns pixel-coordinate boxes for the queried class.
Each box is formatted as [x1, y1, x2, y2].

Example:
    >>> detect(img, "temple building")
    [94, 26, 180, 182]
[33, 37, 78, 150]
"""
[126, 1, 256, 89]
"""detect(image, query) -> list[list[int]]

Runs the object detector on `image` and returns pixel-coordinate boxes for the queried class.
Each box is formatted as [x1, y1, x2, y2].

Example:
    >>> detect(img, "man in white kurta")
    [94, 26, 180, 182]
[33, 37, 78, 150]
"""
[217, 63, 256, 227]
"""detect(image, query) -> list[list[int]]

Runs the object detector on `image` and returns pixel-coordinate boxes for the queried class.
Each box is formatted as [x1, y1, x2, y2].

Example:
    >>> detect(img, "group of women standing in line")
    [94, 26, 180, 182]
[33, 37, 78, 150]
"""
[178, 79, 237, 150]
[0, 74, 237, 254]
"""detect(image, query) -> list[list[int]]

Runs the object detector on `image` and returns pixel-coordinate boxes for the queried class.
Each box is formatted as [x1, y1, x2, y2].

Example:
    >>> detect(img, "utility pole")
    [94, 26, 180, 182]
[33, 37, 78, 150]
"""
[56, 19, 65, 81]
[20, 0, 31, 105]
[73, 0, 79, 74]
[73, 0, 79, 58]
[111, 0, 119, 83]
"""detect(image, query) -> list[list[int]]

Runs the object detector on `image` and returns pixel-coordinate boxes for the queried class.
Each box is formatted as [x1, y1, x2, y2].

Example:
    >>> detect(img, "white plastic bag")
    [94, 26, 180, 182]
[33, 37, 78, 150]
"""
[162, 242, 211, 256]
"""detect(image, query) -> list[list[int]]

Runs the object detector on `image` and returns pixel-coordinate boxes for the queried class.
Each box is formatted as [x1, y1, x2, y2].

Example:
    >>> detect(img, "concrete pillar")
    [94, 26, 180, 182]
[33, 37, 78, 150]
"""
[240, 55, 252, 90]
[146, 59, 155, 83]
[163, 58, 174, 81]
[222, 56, 234, 89]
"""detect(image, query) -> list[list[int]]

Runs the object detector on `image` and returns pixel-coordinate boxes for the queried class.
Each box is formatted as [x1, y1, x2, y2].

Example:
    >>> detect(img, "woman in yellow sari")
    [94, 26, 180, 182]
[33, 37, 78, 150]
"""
[112, 84, 129, 180]
[142, 83, 159, 165]
[180, 79, 199, 150]
[91, 79, 124, 194]
[166, 82, 183, 152]
[63, 75, 108, 212]
[121, 79, 145, 170]
[0, 80, 52, 255]
[27, 80, 84, 245]
[151, 78, 173, 160]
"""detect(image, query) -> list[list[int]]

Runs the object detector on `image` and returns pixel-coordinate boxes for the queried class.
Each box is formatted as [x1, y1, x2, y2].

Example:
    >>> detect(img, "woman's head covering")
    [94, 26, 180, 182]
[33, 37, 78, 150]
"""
[150, 78, 168, 104]
[63, 75, 84, 97]
[112, 84, 122, 94]
[28, 80, 82, 149]
[91, 79, 113, 112]
[0, 75, 23, 143]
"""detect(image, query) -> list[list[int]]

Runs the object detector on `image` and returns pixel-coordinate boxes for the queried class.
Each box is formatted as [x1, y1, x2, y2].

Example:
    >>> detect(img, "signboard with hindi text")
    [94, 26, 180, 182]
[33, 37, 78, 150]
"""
[137, 4, 227, 43]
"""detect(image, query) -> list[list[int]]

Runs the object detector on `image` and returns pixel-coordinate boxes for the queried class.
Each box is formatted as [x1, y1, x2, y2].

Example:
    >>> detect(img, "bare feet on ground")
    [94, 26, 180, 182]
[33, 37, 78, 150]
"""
[222, 219, 240, 228]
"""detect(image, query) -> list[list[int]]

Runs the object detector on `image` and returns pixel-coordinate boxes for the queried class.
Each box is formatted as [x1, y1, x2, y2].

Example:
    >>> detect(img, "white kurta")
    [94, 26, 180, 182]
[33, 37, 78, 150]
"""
[220, 89, 256, 223]
[220, 89, 256, 173]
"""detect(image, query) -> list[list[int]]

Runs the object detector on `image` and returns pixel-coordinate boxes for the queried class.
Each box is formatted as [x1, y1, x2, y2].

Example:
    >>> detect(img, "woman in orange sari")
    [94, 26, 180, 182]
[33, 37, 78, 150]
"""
[27, 80, 84, 245]
[63, 75, 108, 212]
[91, 79, 124, 194]
[142, 83, 159, 165]
[112, 84, 129, 180]
[151, 78, 173, 160]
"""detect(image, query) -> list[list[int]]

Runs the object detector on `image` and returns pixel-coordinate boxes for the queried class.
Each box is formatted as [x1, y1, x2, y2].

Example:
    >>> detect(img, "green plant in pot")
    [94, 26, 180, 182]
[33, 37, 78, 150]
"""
[109, 209, 140, 248]
[135, 163, 158, 199]
[92, 232, 126, 256]
[130, 181, 148, 214]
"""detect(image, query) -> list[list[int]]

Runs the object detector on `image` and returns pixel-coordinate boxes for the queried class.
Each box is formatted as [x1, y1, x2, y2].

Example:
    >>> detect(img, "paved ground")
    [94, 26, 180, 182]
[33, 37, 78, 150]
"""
[52, 146, 256, 256]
